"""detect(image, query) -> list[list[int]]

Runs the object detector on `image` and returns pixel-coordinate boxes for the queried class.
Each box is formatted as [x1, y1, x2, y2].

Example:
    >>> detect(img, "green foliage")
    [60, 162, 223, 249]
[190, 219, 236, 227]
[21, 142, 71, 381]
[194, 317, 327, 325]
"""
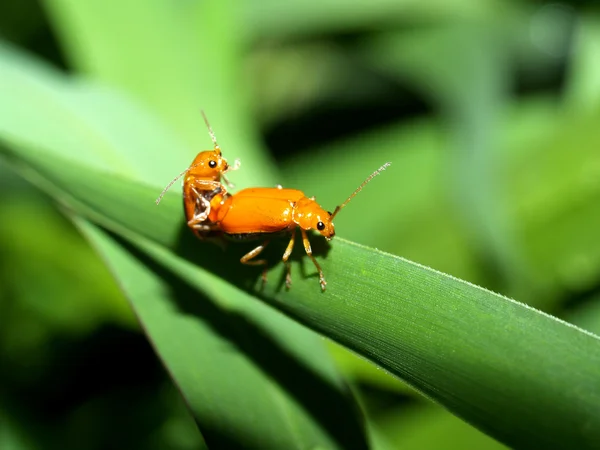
[1, 1, 600, 449]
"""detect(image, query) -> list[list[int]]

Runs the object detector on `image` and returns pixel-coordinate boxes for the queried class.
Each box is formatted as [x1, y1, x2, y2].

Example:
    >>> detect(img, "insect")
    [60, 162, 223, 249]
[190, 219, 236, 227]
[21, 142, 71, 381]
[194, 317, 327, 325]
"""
[155, 111, 239, 235]
[212, 162, 391, 291]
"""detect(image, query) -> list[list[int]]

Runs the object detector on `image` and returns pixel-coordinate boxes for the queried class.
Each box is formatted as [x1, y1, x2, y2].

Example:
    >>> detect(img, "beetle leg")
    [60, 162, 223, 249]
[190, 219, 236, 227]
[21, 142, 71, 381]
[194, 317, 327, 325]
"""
[240, 240, 269, 265]
[203, 185, 223, 202]
[191, 222, 219, 231]
[300, 229, 326, 291]
[189, 180, 226, 219]
[188, 190, 211, 225]
[188, 184, 223, 227]
[240, 240, 270, 286]
[190, 179, 226, 196]
[281, 230, 296, 288]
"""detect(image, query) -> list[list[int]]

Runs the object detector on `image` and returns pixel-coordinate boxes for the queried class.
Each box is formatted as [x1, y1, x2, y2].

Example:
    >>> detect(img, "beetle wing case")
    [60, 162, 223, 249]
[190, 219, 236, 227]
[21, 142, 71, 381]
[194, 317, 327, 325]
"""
[217, 191, 299, 235]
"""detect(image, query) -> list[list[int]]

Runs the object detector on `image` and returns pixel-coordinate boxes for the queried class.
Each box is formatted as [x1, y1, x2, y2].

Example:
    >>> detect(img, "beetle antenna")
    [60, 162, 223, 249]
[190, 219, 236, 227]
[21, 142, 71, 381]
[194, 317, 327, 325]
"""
[330, 162, 391, 220]
[201, 110, 220, 150]
[155, 161, 203, 205]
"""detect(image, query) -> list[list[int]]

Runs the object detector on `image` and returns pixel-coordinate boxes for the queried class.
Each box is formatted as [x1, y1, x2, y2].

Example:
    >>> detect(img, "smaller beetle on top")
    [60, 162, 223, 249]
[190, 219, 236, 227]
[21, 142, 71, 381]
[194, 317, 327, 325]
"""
[155, 111, 239, 236]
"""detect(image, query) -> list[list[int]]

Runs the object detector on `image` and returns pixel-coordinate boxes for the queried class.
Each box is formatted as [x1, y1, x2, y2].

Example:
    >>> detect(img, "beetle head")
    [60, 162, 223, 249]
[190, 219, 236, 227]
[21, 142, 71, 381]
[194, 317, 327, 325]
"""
[294, 197, 336, 239]
[187, 148, 229, 181]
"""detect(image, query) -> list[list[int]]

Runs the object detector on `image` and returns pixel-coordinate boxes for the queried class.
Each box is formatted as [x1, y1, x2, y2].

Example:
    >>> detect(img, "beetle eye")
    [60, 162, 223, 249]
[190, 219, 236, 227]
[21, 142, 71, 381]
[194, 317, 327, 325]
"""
[208, 160, 217, 168]
[317, 221, 325, 231]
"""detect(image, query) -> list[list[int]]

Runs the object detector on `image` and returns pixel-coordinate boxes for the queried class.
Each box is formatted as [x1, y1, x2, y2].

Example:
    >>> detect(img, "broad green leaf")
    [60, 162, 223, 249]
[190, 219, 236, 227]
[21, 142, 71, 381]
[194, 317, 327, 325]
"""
[75, 218, 364, 450]
[326, 342, 413, 394]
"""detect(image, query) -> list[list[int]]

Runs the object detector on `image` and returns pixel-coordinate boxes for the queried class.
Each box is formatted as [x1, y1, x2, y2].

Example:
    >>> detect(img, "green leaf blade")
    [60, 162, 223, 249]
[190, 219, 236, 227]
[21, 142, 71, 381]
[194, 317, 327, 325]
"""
[76, 219, 369, 450]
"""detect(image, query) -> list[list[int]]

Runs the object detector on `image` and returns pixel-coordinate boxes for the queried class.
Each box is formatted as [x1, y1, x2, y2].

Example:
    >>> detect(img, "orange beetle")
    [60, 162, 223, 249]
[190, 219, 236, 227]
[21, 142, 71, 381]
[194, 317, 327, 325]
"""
[212, 163, 390, 290]
[155, 111, 239, 234]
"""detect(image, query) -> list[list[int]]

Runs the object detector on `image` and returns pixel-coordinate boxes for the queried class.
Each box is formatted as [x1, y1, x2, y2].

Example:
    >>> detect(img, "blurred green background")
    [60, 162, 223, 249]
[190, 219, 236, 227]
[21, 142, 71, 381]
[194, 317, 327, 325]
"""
[1, 0, 599, 448]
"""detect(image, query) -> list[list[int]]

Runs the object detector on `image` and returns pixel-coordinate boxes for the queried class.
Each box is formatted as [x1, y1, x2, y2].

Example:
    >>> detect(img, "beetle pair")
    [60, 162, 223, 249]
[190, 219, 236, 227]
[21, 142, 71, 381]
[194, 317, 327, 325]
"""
[156, 112, 389, 290]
